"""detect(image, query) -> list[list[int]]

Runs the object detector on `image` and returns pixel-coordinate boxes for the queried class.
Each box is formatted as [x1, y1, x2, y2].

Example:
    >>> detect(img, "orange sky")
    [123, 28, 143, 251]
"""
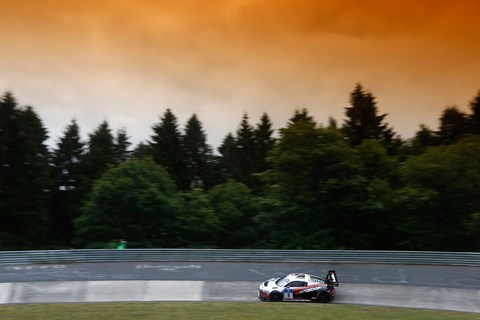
[1, 0, 479, 148]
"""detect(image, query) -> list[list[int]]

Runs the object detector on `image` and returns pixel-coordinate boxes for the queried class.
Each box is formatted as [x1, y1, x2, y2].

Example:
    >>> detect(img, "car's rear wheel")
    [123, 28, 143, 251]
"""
[269, 291, 283, 302]
[316, 291, 330, 303]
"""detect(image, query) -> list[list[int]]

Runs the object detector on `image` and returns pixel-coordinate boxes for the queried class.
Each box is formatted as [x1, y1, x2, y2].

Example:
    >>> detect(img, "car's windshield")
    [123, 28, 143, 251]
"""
[275, 276, 289, 287]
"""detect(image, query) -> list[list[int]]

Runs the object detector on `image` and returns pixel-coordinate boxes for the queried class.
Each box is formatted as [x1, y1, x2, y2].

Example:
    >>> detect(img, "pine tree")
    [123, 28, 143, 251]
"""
[234, 113, 256, 185]
[182, 114, 213, 189]
[263, 109, 350, 249]
[327, 116, 338, 129]
[218, 133, 238, 181]
[50, 119, 85, 246]
[114, 127, 132, 163]
[289, 108, 316, 126]
[410, 124, 438, 154]
[468, 90, 480, 135]
[132, 141, 153, 159]
[252, 113, 275, 192]
[0, 92, 51, 249]
[254, 113, 275, 173]
[0, 92, 19, 248]
[78, 121, 116, 197]
[217, 113, 259, 186]
[342, 83, 397, 150]
[52, 119, 84, 191]
[149, 109, 185, 187]
[437, 106, 469, 144]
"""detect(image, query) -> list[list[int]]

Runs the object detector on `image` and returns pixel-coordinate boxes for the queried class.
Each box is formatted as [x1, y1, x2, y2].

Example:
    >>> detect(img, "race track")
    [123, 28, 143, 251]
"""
[0, 261, 479, 313]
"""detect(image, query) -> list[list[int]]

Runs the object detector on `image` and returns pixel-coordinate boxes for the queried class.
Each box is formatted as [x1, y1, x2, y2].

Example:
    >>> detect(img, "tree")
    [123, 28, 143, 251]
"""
[50, 119, 85, 246]
[235, 113, 257, 185]
[437, 106, 469, 144]
[218, 113, 273, 190]
[0, 92, 51, 249]
[80, 121, 116, 177]
[217, 133, 238, 182]
[182, 114, 214, 189]
[248, 113, 276, 194]
[208, 180, 258, 248]
[262, 110, 353, 249]
[398, 136, 480, 251]
[345, 140, 400, 248]
[388, 186, 439, 250]
[77, 121, 116, 200]
[74, 157, 182, 248]
[342, 83, 398, 152]
[131, 141, 152, 159]
[327, 116, 338, 130]
[269, 108, 319, 205]
[149, 109, 185, 188]
[253, 113, 275, 174]
[289, 108, 316, 126]
[409, 124, 438, 154]
[114, 127, 132, 163]
[177, 188, 219, 247]
[355, 139, 398, 181]
[468, 90, 480, 134]
[260, 108, 402, 249]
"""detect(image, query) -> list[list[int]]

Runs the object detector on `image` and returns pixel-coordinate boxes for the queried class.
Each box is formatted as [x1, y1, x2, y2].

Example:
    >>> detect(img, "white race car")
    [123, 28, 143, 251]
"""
[258, 271, 338, 303]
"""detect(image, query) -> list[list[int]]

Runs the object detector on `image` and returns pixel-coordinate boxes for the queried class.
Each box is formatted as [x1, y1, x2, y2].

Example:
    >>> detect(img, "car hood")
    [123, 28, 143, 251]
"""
[259, 278, 281, 291]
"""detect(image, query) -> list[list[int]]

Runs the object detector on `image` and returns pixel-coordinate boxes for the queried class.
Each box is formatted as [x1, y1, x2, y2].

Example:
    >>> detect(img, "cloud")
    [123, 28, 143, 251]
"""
[1, 0, 480, 148]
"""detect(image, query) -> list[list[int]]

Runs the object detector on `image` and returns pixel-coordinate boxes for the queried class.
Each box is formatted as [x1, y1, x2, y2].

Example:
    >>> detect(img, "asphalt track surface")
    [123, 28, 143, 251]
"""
[1, 261, 479, 313]
[1, 261, 479, 289]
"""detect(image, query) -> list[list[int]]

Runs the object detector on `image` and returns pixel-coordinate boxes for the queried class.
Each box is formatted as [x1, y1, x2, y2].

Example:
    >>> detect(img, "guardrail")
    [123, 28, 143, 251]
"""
[0, 249, 478, 266]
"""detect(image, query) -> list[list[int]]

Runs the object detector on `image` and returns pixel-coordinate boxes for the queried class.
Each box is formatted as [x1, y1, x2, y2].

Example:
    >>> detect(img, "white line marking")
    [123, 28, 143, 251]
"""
[248, 269, 267, 277]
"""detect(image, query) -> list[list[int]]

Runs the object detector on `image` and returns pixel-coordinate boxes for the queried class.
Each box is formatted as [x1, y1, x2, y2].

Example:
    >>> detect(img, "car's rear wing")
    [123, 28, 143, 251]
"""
[325, 270, 339, 286]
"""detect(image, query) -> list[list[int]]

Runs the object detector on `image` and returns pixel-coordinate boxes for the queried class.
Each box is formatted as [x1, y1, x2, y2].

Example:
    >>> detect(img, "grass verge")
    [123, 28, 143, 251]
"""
[0, 302, 477, 320]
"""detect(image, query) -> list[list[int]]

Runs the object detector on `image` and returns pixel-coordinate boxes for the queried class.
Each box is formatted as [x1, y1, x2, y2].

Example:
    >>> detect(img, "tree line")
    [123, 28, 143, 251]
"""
[1, 83, 479, 251]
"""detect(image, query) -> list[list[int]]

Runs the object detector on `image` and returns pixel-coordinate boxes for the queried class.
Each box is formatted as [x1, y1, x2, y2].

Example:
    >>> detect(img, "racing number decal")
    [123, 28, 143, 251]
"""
[283, 288, 294, 299]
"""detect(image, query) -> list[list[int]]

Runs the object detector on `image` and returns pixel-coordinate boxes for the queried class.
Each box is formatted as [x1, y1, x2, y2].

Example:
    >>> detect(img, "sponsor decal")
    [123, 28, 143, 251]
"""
[298, 287, 320, 294]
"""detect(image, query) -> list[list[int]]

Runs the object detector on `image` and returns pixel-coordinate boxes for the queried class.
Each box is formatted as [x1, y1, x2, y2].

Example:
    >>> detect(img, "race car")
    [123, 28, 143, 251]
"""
[258, 271, 338, 303]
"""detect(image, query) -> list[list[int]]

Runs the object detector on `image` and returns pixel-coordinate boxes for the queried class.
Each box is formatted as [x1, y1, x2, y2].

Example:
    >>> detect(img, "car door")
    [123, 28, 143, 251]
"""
[283, 281, 308, 300]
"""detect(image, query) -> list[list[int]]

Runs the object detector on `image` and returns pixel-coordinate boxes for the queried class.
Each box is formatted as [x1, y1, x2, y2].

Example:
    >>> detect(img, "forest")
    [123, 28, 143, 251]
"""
[1, 84, 479, 251]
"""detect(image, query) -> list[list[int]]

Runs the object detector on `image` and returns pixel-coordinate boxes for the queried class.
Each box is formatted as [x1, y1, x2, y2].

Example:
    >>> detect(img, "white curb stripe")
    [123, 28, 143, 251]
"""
[0, 283, 12, 304]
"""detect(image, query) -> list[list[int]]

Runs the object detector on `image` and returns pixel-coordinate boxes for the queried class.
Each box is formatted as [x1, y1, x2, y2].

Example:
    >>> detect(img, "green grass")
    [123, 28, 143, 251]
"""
[0, 302, 477, 320]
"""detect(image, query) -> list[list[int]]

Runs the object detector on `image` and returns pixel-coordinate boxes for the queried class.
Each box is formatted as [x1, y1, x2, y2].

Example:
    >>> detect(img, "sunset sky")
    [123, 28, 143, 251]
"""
[1, 0, 479, 149]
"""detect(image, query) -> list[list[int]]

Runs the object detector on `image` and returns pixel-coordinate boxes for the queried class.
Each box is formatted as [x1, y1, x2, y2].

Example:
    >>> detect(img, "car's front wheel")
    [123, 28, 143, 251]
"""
[269, 291, 283, 302]
[316, 291, 330, 303]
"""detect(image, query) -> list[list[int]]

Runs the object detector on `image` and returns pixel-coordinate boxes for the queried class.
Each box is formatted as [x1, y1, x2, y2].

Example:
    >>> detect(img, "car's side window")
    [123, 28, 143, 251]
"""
[310, 276, 325, 284]
[285, 281, 307, 287]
